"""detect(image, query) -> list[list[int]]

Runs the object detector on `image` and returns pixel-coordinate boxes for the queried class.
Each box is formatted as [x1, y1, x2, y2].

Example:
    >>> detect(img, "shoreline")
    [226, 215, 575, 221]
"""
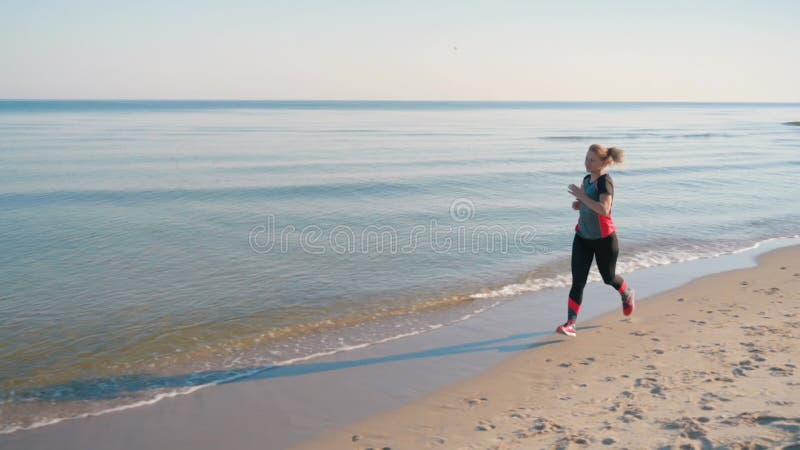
[294, 245, 800, 449]
[1, 241, 798, 450]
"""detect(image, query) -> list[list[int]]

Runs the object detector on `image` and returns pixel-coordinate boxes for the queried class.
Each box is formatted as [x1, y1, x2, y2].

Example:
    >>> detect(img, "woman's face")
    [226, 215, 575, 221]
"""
[584, 150, 605, 173]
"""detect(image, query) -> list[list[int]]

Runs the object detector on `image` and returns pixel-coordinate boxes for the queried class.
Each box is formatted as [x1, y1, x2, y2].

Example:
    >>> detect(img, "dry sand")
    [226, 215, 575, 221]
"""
[293, 246, 800, 450]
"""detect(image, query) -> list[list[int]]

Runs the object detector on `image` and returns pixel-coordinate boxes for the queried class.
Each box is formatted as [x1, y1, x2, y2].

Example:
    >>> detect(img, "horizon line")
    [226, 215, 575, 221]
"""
[2, 98, 800, 105]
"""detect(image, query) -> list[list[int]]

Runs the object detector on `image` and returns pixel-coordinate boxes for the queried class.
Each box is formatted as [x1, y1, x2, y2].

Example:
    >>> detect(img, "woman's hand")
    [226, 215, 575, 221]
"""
[568, 184, 585, 200]
[572, 200, 580, 210]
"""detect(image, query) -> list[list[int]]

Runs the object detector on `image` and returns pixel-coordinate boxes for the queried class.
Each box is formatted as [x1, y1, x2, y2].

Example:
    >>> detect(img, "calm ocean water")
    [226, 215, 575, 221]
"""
[1, 100, 799, 432]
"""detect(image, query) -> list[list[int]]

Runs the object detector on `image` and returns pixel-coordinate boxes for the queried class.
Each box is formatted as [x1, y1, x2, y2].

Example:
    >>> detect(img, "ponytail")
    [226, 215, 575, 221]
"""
[589, 144, 625, 165]
[607, 147, 625, 164]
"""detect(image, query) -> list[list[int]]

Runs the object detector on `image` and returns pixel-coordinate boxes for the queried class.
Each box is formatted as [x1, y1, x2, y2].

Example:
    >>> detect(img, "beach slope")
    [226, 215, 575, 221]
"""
[295, 246, 800, 450]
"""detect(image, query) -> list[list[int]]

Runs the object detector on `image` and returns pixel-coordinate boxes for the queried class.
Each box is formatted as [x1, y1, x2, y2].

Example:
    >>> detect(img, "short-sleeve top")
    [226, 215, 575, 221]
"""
[575, 173, 616, 239]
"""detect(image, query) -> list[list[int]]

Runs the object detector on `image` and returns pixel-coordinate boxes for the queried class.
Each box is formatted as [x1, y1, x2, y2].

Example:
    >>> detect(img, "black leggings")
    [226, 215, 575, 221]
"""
[568, 232, 626, 320]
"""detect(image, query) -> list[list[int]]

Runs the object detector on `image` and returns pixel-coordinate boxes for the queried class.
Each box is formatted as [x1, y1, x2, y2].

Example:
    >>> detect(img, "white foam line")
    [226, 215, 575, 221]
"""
[730, 235, 798, 254]
[2, 315, 479, 435]
[0, 384, 209, 435]
[469, 235, 800, 301]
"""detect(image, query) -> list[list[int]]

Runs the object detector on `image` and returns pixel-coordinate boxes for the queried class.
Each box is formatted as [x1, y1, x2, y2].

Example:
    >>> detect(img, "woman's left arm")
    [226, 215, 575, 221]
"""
[567, 184, 613, 216]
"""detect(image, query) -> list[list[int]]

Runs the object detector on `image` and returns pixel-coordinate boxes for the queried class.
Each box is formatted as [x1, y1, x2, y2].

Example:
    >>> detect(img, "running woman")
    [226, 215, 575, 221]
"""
[557, 144, 635, 337]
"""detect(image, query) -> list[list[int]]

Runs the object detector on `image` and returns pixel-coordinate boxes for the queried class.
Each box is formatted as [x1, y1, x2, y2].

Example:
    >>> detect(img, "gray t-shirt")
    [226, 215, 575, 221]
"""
[575, 174, 616, 239]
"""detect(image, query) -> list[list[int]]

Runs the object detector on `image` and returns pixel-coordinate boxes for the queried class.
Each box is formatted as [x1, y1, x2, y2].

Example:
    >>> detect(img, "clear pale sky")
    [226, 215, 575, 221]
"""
[1, 1, 798, 101]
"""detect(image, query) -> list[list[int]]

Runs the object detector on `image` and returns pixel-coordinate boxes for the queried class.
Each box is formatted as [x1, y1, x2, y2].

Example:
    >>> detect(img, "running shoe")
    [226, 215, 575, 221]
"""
[622, 289, 635, 316]
[556, 320, 577, 337]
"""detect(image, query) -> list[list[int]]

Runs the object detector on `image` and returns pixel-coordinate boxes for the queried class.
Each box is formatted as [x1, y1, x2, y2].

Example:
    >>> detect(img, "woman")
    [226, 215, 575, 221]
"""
[557, 144, 635, 337]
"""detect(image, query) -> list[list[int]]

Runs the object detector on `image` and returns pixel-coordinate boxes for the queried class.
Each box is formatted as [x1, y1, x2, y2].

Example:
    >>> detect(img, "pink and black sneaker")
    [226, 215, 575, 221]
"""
[556, 320, 577, 337]
[622, 289, 635, 316]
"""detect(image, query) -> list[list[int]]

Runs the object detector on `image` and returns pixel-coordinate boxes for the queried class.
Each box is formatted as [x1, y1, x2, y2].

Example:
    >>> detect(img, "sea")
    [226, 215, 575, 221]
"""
[1, 100, 799, 433]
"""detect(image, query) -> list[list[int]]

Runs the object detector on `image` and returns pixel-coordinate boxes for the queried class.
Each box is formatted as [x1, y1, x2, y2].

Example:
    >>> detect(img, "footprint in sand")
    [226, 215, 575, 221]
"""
[733, 360, 758, 377]
[769, 366, 793, 377]
[475, 420, 496, 431]
[620, 406, 645, 423]
[766, 400, 794, 406]
[699, 391, 732, 414]
[635, 377, 662, 390]
[513, 417, 564, 439]
[550, 433, 590, 448]
[428, 437, 446, 446]
[466, 397, 489, 407]
[706, 392, 731, 402]
[660, 416, 710, 441]
[722, 412, 800, 442]
[755, 287, 782, 296]
[508, 407, 536, 422]
[732, 367, 748, 377]
[746, 347, 767, 362]
[698, 396, 716, 411]
[621, 390, 636, 399]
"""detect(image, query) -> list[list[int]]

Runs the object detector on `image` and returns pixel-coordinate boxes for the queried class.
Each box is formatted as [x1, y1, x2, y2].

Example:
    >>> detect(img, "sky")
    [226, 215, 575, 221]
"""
[1, 1, 798, 102]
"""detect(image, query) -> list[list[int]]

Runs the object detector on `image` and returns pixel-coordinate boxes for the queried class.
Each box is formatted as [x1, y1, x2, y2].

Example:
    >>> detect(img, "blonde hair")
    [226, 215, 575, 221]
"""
[589, 143, 624, 165]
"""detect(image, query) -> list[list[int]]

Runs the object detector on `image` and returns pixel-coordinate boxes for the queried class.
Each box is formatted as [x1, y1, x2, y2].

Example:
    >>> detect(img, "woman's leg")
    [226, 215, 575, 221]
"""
[595, 232, 626, 291]
[595, 233, 634, 315]
[567, 234, 594, 322]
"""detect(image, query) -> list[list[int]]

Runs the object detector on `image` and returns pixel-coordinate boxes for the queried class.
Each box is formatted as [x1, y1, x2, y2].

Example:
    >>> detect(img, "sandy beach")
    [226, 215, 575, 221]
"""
[294, 245, 800, 450]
